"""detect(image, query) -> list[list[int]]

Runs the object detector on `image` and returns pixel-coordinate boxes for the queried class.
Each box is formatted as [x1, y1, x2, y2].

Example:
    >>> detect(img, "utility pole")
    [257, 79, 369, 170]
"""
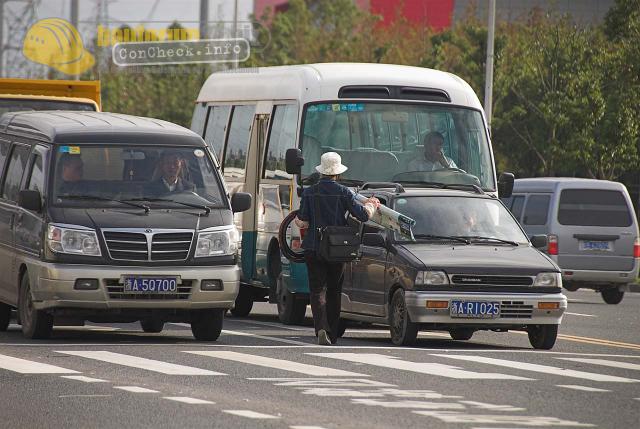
[199, 0, 208, 39]
[70, 0, 79, 79]
[0, 0, 4, 77]
[233, 0, 238, 68]
[484, 0, 496, 131]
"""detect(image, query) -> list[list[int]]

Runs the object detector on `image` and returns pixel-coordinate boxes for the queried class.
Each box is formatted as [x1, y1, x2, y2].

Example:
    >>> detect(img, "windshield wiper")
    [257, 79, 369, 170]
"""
[455, 235, 519, 246]
[127, 198, 211, 215]
[395, 181, 484, 194]
[60, 195, 150, 213]
[413, 234, 470, 244]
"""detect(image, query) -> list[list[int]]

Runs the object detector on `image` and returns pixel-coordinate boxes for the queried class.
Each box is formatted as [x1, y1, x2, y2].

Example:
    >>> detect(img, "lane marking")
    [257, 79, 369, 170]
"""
[164, 396, 215, 404]
[432, 354, 638, 383]
[557, 334, 640, 351]
[309, 353, 531, 380]
[352, 398, 464, 409]
[556, 357, 640, 371]
[290, 426, 328, 429]
[114, 386, 159, 393]
[60, 375, 107, 383]
[222, 410, 279, 419]
[57, 351, 224, 375]
[185, 350, 367, 377]
[459, 401, 525, 411]
[0, 353, 79, 374]
[249, 378, 394, 387]
[556, 385, 610, 392]
[59, 394, 112, 398]
[229, 319, 310, 331]
[413, 411, 595, 427]
[222, 329, 310, 346]
[565, 312, 597, 317]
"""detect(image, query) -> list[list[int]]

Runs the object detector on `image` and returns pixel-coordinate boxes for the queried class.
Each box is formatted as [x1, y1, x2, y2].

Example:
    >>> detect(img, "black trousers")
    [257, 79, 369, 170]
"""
[304, 252, 345, 342]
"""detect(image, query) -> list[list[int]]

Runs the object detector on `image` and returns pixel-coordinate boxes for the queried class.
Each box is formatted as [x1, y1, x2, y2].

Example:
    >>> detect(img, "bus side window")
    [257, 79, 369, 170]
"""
[223, 105, 255, 179]
[204, 105, 231, 162]
[264, 104, 297, 180]
[190, 102, 208, 136]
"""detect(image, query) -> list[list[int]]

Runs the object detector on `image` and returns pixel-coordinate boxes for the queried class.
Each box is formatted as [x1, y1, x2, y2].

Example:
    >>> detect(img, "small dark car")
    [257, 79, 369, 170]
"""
[339, 184, 567, 349]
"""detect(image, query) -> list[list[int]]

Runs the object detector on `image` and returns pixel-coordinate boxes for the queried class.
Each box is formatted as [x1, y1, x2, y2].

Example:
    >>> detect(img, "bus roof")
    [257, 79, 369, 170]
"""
[196, 63, 482, 109]
[0, 78, 101, 109]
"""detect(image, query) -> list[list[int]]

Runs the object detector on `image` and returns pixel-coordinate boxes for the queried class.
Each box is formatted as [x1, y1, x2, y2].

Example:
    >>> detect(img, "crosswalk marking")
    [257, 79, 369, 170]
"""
[60, 375, 107, 383]
[0, 353, 79, 374]
[114, 386, 159, 393]
[308, 353, 531, 380]
[223, 410, 279, 419]
[556, 357, 640, 371]
[432, 354, 638, 383]
[556, 385, 610, 392]
[57, 351, 224, 375]
[185, 351, 368, 377]
[164, 397, 214, 404]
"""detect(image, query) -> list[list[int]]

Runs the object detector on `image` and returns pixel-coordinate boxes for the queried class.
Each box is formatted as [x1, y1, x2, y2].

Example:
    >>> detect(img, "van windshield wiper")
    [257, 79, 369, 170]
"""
[413, 234, 470, 244]
[127, 197, 211, 215]
[455, 235, 519, 246]
[60, 195, 150, 213]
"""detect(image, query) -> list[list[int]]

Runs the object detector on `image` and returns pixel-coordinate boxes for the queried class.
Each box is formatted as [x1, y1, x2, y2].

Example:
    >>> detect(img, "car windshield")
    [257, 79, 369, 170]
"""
[301, 102, 494, 190]
[52, 145, 225, 209]
[393, 196, 529, 244]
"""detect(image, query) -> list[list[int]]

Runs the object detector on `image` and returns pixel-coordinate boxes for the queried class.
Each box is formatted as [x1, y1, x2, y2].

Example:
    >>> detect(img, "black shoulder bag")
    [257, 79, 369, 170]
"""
[313, 184, 361, 262]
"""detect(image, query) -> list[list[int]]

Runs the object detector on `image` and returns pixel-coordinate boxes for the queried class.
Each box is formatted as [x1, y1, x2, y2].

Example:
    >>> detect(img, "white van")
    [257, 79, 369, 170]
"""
[502, 178, 639, 304]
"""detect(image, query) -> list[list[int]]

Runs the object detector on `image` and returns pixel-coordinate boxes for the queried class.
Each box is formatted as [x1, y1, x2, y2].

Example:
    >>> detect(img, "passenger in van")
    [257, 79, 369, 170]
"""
[146, 151, 195, 196]
[408, 131, 458, 171]
[57, 153, 85, 195]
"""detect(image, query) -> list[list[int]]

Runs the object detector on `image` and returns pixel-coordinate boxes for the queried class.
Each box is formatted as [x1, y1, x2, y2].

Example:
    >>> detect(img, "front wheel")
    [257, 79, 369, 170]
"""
[276, 274, 307, 325]
[601, 288, 624, 304]
[190, 309, 224, 341]
[449, 328, 474, 341]
[389, 289, 418, 346]
[230, 287, 254, 317]
[0, 303, 11, 331]
[19, 274, 53, 339]
[527, 324, 558, 350]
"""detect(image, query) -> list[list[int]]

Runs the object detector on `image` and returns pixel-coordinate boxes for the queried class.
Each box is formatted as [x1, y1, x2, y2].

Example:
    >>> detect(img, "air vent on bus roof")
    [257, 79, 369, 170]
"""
[338, 85, 451, 102]
[338, 86, 391, 98]
[399, 87, 451, 102]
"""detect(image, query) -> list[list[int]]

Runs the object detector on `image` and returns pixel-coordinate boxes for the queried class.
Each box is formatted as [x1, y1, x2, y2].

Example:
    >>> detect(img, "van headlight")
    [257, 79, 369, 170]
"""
[534, 272, 561, 287]
[415, 270, 449, 287]
[47, 224, 101, 256]
[195, 227, 239, 257]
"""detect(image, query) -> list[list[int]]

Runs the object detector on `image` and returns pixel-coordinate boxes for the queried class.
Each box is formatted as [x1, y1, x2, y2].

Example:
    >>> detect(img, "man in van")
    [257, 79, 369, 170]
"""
[57, 153, 84, 194]
[146, 151, 195, 196]
[408, 131, 458, 171]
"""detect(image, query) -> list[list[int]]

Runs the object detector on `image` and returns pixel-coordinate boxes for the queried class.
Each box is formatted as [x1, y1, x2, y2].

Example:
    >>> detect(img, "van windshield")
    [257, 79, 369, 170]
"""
[52, 145, 225, 209]
[301, 102, 494, 190]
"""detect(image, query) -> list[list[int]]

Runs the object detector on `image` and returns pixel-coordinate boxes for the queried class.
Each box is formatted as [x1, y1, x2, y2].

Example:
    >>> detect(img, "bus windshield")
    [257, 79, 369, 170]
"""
[300, 102, 494, 190]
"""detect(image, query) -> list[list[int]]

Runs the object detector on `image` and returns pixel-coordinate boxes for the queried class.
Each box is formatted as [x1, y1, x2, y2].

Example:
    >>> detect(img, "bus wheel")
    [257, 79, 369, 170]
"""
[230, 287, 254, 317]
[276, 274, 306, 325]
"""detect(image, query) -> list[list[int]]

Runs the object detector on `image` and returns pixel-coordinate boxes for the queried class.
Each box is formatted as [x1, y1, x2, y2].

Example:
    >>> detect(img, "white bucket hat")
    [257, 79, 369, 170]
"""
[315, 152, 348, 175]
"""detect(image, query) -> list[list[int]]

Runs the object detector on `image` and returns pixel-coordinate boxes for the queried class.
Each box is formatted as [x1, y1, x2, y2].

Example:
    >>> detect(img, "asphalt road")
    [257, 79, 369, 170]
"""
[1, 289, 639, 429]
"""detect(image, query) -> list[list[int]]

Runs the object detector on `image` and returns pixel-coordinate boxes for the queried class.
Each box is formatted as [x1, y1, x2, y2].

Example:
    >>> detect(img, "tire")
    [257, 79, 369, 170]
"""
[276, 274, 307, 325]
[336, 318, 347, 338]
[389, 289, 418, 346]
[563, 282, 580, 292]
[230, 286, 254, 317]
[140, 318, 164, 333]
[527, 324, 558, 350]
[18, 274, 53, 340]
[0, 302, 11, 331]
[449, 328, 474, 341]
[601, 288, 624, 304]
[190, 309, 224, 341]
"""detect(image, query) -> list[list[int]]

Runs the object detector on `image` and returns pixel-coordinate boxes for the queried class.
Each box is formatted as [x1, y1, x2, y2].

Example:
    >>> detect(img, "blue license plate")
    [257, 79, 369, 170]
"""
[124, 277, 178, 293]
[580, 240, 612, 251]
[450, 301, 500, 318]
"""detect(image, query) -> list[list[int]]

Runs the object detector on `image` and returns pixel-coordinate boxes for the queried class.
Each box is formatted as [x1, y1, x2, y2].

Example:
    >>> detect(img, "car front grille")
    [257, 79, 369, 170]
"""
[500, 301, 534, 319]
[102, 229, 194, 262]
[105, 279, 193, 300]
[451, 275, 534, 287]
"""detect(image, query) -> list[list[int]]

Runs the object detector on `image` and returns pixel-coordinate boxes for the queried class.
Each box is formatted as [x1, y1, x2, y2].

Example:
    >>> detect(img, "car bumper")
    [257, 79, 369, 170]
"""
[404, 291, 567, 325]
[30, 262, 240, 311]
[560, 268, 639, 285]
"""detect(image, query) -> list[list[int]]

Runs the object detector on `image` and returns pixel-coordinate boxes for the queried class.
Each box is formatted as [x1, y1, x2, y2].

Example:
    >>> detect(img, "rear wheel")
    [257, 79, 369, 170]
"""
[0, 302, 11, 331]
[19, 274, 53, 339]
[527, 324, 558, 350]
[601, 288, 624, 304]
[276, 274, 307, 325]
[140, 318, 164, 333]
[449, 328, 475, 341]
[190, 309, 224, 341]
[563, 282, 580, 292]
[389, 289, 418, 346]
[230, 287, 254, 317]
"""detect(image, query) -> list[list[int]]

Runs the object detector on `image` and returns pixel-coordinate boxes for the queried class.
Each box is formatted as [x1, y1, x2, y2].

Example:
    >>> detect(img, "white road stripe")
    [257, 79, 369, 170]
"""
[564, 312, 596, 317]
[557, 385, 610, 392]
[164, 397, 215, 404]
[556, 357, 640, 371]
[114, 386, 159, 393]
[290, 426, 328, 429]
[185, 351, 367, 377]
[309, 353, 530, 380]
[57, 351, 223, 375]
[222, 329, 310, 346]
[0, 353, 79, 374]
[433, 354, 639, 383]
[60, 375, 107, 383]
[223, 410, 279, 419]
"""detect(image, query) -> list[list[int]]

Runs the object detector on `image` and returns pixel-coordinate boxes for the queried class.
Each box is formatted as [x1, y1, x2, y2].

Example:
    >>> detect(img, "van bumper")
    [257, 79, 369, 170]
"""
[30, 263, 240, 311]
[405, 291, 567, 325]
[560, 265, 639, 285]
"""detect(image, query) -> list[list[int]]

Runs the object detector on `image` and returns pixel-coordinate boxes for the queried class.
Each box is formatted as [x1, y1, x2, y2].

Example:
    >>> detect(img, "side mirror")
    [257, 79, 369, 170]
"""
[530, 234, 548, 249]
[498, 172, 515, 198]
[362, 233, 386, 248]
[285, 148, 304, 175]
[18, 189, 42, 212]
[231, 192, 252, 213]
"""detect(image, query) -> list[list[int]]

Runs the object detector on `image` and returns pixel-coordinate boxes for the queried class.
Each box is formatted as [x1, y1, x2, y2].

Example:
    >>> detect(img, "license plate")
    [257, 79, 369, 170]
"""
[450, 301, 500, 319]
[124, 277, 178, 293]
[579, 240, 612, 251]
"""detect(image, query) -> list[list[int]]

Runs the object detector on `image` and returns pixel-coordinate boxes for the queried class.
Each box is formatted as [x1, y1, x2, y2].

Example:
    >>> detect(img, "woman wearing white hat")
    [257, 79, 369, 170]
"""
[295, 152, 380, 345]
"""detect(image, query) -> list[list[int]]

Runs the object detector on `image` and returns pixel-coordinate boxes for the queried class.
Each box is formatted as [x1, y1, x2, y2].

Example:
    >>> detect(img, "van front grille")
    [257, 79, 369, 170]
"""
[103, 231, 148, 261]
[102, 229, 194, 262]
[151, 232, 193, 261]
[451, 275, 534, 286]
[105, 279, 193, 300]
[500, 301, 533, 319]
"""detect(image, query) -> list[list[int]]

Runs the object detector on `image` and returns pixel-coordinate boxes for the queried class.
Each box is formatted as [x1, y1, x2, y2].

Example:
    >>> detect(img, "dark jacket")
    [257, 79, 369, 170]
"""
[298, 178, 370, 252]
[145, 177, 195, 197]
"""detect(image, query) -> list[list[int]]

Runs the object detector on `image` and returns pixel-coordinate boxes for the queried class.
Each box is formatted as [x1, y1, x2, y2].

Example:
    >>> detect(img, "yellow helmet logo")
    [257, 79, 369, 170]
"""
[23, 18, 95, 75]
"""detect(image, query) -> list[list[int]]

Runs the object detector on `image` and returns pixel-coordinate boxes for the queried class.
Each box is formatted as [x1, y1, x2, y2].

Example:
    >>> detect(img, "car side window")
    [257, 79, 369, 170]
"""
[510, 195, 525, 221]
[26, 152, 45, 194]
[0, 139, 10, 178]
[1, 144, 30, 202]
[523, 194, 550, 225]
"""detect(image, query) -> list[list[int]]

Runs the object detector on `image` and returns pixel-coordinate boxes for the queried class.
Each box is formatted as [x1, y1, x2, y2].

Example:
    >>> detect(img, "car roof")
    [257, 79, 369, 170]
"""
[0, 111, 204, 146]
[513, 177, 626, 193]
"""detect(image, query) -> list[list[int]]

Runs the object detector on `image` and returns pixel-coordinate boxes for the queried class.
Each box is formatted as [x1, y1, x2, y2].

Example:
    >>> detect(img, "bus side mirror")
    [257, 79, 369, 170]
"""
[498, 172, 514, 198]
[285, 148, 304, 175]
[18, 189, 42, 212]
[530, 235, 548, 249]
[231, 192, 252, 213]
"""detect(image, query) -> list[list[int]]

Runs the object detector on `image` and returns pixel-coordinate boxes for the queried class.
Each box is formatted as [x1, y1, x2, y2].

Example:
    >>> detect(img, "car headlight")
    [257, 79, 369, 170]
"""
[534, 272, 561, 287]
[415, 270, 449, 287]
[195, 227, 239, 257]
[47, 224, 101, 256]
